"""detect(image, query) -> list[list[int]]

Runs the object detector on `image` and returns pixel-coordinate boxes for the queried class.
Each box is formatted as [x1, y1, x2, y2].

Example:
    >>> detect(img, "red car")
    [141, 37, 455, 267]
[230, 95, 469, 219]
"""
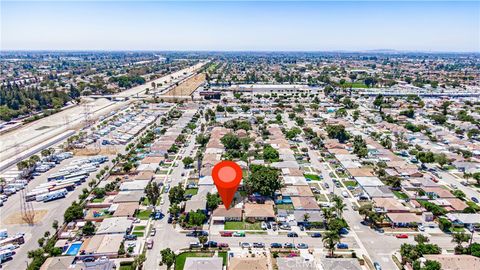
[396, 234, 408, 239]
[220, 231, 233, 237]
[218, 243, 229, 248]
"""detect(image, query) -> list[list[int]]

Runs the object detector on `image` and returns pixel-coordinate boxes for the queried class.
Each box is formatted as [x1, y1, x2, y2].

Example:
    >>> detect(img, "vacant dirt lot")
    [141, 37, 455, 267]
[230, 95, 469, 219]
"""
[162, 73, 206, 97]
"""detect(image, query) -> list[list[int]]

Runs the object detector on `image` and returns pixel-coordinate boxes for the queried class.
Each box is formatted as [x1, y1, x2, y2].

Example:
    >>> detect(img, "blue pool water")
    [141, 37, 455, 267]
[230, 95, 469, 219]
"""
[65, 242, 82, 256]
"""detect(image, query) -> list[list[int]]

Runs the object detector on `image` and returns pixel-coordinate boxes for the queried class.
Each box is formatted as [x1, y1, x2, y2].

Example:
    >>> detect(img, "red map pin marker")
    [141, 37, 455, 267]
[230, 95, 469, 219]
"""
[212, 160, 242, 210]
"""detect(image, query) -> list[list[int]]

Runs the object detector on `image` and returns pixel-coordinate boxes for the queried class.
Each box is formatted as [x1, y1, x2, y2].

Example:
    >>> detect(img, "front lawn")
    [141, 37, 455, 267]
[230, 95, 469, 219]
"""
[175, 252, 227, 270]
[315, 194, 328, 202]
[393, 191, 409, 200]
[185, 188, 198, 196]
[304, 174, 321, 181]
[92, 197, 105, 203]
[451, 227, 465, 233]
[135, 210, 152, 220]
[224, 221, 261, 230]
[134, 225, 146, 231]
[119, 262, 134, 270]
[343, 180, 357, 187]
[132, 231, 144, 237]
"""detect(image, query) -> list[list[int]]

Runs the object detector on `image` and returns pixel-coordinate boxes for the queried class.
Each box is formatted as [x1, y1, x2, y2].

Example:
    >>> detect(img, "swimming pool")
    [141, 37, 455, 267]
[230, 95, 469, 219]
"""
[65, 242, 82, 256]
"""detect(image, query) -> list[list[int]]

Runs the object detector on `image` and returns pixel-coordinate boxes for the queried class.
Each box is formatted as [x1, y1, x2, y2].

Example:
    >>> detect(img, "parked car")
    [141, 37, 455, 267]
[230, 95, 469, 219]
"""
[253, 242, 265, 248]
[150, 228, 156, 236]
[337, 243, 349, 249]
[270, 243, 282, 248]
[124, 234, 137, 240]
[287, 232, 298, 237]
[233, 231, 245, 237]
[339, 228, 349, 235]
[218, 243, 229, 248]
[197, 231, 208, 236]
[186, 232, 196, 237]
[396, 234, 408, 239]
[283, 243, 294, 248]
[311, 232, 322, 238]
[241, 242, 251, 248]
[374, 227, 384, 233]
[360, 220, 370, 226]
[279, 224, 291, 230]
[189, 242, 201, 248]
[203, 241, 217, 248]
[374, 262, 382, 270]
[297, 243, 308, 249]
[418, 225, 425, 232]
[324, 183, 330, 189]
[146, 238, 154, 249]
[220, 231, 233, 237]
[471, 197, 479, 203]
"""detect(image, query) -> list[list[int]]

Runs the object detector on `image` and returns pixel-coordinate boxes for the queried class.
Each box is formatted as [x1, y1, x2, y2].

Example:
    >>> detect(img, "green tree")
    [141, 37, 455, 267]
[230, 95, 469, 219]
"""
[160, 248, 176, 270]
[64, 201, 84, 223]
[198, 235, 208, 248]
[169, 184, 185, 205]
[358, 204, 373, 221]
[326, 124, 350, 143]
[82, 221, 95, 235]
[244, 165, 281, 196]
[414, 234, 430, 244]
[169, 203, 181, 217]
[187, 210, 207, 227]
[332, 195, 346, 218]
[451, 232, 471, 250]
[323, 230, 340, 257]
[206, 192, 221, 211]
[182, 157, 194, 168]
[263, 144, 279, 162]
[145, 182, 161, 206]
[353, 135, 368, 158]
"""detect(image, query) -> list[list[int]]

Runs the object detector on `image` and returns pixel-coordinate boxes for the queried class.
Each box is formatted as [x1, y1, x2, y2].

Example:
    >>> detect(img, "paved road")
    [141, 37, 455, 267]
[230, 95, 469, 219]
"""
[438, 171, 480, 201]
[144, 110, 201, 270]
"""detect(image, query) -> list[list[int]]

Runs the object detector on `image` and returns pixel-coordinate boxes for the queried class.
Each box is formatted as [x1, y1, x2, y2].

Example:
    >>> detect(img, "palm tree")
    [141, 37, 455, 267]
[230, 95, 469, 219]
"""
[359, 203, 373, 221]
[303, 213, 310, 223]
[322, 207, 334, 221]
[323, 230, 340, 257]
[333, 196, 346, 218]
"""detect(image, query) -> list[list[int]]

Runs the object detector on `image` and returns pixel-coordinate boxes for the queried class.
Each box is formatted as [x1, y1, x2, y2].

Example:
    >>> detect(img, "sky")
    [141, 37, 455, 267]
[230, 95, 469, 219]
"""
[1, 1, 479, 52]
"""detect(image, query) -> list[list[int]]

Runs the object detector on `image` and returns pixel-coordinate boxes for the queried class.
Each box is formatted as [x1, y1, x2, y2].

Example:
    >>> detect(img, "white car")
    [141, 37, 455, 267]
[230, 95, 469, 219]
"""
[418, 225, 425, 232]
